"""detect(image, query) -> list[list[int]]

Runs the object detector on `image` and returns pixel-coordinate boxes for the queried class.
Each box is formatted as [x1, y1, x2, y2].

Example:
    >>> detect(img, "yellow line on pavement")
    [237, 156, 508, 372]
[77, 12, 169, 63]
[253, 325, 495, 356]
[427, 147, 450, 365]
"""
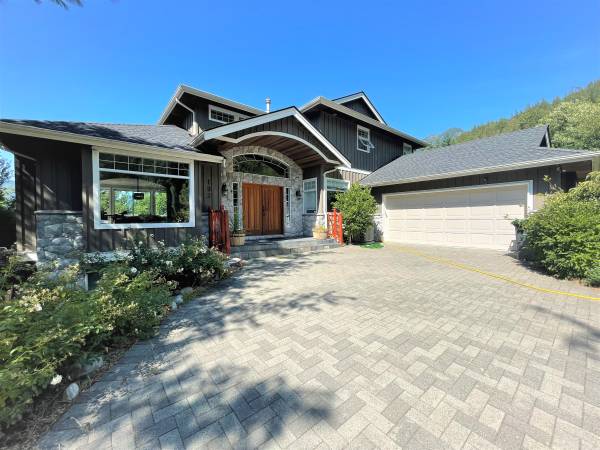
[395, 246, 600, 301]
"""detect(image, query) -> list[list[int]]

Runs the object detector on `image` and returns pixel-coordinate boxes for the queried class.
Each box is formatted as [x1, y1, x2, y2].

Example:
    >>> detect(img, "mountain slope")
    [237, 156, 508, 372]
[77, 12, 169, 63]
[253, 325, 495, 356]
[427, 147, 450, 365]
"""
[432, 80, 600, 150]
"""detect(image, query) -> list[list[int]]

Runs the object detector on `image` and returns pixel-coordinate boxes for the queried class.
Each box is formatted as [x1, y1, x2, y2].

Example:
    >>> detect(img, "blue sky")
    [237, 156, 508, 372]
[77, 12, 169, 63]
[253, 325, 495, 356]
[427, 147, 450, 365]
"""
[0, 0, 599, 142]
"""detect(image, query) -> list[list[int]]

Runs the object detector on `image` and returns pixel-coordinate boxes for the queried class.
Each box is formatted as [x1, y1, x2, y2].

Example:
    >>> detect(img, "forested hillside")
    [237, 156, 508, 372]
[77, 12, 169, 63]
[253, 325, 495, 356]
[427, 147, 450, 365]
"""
[429, 80, 600, 150]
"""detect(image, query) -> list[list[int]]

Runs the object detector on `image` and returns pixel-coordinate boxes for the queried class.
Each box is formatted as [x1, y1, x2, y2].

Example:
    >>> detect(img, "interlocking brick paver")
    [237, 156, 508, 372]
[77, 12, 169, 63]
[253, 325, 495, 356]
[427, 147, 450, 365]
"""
[38, 244, 600, 449]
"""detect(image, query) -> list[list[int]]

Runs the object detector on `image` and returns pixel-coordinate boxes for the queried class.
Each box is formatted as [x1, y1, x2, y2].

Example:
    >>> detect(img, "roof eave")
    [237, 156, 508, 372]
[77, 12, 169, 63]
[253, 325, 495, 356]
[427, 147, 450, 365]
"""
[192, 107, 351, 168]
[362, 153, 598, 188]
[300, 97, 427, 147]
[157, 84, 265, 125]
[332, 91, 387, 124]
[0, 121, 223, 163]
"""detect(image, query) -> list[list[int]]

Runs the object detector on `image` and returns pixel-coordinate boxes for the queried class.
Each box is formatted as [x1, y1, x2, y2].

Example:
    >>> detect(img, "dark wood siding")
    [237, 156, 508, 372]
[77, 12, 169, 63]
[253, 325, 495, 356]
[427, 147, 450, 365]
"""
[316, 111, 415, 172]
[339, 99, 379, 121]
[0, 135, 84, 251]
[327, 168, 368, 184]
[14, 156, 37, 251]
[81, 148, 221, 252]
[166, 94, 260, 132]
[227, 116, 330, 155]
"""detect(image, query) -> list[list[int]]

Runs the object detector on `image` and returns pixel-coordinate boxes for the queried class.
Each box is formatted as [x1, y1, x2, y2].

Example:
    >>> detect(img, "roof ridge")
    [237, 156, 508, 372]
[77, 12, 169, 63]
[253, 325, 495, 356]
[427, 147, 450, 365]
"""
[426, 125, 548, 150]
[1, 119, 185, 128]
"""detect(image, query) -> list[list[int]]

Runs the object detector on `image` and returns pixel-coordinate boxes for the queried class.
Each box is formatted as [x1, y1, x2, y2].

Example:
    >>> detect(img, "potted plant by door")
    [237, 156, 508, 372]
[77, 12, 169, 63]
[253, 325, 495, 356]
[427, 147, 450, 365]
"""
[312, 224, 328, 240]
[231, 211, 246, 246]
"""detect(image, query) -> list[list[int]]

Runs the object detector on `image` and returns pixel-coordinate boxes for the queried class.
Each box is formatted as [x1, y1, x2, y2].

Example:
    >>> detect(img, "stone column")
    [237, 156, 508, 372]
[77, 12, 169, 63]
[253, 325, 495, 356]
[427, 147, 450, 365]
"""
[35, 210, 85, 268]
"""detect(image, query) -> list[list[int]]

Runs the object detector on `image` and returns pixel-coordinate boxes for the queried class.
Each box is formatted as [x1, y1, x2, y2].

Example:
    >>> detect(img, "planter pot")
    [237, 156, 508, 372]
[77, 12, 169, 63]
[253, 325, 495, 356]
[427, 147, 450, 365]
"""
[313, 229, 328, 240]
[231, 233, 246, 246]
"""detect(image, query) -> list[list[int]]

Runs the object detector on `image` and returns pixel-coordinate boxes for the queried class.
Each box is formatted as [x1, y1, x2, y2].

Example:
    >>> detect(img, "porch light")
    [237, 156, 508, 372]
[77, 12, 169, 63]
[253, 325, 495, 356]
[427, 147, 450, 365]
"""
[296, 190, 302, 198]
[222, 184, 228, 195]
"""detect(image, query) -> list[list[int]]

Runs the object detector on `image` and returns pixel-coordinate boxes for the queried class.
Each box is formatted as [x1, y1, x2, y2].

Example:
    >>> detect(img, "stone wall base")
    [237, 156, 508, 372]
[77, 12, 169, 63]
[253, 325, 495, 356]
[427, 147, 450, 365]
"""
[35, 210, 85, 269]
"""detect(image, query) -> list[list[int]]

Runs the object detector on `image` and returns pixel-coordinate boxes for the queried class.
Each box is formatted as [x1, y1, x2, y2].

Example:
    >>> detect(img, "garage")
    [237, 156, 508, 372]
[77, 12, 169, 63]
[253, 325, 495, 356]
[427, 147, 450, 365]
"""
[382, 182, 532, 250]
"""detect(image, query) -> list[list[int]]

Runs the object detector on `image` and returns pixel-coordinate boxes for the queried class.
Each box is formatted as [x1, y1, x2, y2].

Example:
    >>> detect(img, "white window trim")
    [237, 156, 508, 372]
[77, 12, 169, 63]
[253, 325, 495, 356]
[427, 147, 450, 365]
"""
[325, 177, 350, 213]
[92, 149, 196, 230]
[403, 143, 413, 155]
[303, 177, 318, 214]
[208, 104, 246, 124]
[357, 125, 374, 153]
[284, 187, 291, 223]
[325, 177, 350, 192]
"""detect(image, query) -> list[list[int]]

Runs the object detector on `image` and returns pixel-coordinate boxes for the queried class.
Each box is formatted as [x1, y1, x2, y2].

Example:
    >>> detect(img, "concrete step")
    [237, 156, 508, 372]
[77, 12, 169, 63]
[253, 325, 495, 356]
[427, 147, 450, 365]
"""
[230, 238, 339, 259]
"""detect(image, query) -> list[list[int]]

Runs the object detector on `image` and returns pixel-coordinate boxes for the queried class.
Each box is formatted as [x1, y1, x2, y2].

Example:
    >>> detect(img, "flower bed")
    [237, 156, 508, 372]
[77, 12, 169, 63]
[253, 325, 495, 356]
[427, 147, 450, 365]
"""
[0, 237, 229, 431]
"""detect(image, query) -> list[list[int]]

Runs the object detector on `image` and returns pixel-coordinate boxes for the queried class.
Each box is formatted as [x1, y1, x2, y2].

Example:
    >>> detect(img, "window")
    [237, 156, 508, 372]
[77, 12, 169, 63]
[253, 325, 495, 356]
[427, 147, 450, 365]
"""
[303, 178, 317, 214]
[357, 125, 374, 152]
[285, 187, 291, 222]
[94, 151, 194, 229]
[233, 154, 289, 178]
[403, 143, 413, 155]
[208, 104, 246, 124]
[325, 177, 350, 212]
[232, 182, 240, 220]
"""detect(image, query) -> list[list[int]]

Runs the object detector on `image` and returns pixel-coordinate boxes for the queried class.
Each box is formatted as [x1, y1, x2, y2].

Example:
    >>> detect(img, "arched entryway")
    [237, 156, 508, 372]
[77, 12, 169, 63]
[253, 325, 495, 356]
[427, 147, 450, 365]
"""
[221, 145, 303, 237]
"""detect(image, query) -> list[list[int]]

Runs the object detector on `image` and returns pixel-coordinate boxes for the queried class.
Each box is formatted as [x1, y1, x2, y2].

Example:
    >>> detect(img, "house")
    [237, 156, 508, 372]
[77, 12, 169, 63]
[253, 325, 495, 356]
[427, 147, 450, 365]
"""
[362, 126, 599, 250]
[0, 85, 424, 263]
[0, 85, 597, 264]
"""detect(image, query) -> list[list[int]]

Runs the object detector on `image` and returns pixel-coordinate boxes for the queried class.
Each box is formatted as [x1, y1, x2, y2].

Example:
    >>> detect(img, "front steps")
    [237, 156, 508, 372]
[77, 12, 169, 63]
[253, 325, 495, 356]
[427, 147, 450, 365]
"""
[230, 237, 339, 260]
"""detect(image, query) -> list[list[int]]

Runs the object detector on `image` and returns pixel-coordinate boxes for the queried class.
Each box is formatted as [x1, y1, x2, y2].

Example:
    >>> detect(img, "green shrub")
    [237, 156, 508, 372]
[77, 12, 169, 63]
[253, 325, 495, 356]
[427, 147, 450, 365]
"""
[332, 184, 377, 243]
[519, 172, 600, 279]
[0, 264, 173, 427]
[1, 256, 35, 300]
[585, 263, 600, 287]
[1, 237, 228, 429]
[92, 265, 171, 339]
[0, 268, 106, 426]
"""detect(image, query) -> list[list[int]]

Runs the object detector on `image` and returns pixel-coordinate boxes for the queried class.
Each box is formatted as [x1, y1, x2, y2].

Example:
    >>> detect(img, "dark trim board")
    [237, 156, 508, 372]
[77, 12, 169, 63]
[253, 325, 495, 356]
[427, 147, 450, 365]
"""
[371, 166, 558, 202]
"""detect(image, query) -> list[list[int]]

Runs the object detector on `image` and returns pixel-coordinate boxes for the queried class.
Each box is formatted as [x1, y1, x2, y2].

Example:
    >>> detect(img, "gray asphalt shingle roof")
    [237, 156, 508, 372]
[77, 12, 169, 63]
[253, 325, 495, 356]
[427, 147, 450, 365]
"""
[361, 125, 597, 186]
[0, 119, 197, 152]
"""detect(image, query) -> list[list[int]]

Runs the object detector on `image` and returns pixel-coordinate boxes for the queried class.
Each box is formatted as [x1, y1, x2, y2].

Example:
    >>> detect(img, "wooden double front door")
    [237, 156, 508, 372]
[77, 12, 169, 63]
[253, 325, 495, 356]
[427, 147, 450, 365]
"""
[242, 183, 283, 235]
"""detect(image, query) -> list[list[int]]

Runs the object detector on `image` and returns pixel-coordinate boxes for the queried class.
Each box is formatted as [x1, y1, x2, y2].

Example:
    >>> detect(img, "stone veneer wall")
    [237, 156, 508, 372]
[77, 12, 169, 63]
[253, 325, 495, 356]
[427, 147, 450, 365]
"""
[35, 210, 85, 268]
[372, 214, 384, 242]
[302, 214, 326, 237]
[221, 146, 304, 237]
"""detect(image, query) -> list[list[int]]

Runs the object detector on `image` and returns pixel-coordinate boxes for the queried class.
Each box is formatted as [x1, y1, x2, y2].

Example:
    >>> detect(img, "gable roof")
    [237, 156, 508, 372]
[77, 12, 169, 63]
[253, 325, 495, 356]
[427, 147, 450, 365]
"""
[158, 84, 265, 125]
[332, 92, 386, 124]
[300, 96, 427, 147]
[0, 119, 222, 162]
[192, 107, 351, 167]
[361, 126, 598, 187]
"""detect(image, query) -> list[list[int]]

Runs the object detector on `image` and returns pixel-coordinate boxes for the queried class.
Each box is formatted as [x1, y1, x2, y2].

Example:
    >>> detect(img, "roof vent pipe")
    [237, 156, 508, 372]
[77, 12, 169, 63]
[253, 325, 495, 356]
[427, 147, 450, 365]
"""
[175, 98, 199, 136]
[265, 97, 271, 113]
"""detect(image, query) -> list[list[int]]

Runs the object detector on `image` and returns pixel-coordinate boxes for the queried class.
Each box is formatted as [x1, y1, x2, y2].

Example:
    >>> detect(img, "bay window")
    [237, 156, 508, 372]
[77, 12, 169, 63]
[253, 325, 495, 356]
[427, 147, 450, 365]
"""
[93, 150, 194, 229]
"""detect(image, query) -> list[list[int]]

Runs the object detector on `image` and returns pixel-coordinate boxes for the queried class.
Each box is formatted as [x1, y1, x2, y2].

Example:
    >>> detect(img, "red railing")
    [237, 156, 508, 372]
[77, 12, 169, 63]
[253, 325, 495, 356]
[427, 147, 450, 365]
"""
[327, 209, 344, 245]
[209, 205, 230, 254]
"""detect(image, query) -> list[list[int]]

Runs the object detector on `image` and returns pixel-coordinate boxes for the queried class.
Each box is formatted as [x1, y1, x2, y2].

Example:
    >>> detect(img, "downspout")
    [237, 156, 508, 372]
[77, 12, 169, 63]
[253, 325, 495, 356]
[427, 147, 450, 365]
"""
[322, 167, 338, 219]
[175, 98, 199, 136]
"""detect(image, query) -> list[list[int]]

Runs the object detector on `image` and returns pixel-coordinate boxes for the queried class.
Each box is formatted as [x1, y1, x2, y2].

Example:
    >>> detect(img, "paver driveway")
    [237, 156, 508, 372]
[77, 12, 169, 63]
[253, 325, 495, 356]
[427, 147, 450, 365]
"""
[39, 244, 600, 449]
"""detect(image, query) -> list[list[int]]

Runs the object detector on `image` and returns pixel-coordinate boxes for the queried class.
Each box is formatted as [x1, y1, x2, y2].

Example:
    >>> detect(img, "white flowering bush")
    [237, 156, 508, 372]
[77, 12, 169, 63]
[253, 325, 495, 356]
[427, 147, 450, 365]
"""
[126, 237, 229, 289]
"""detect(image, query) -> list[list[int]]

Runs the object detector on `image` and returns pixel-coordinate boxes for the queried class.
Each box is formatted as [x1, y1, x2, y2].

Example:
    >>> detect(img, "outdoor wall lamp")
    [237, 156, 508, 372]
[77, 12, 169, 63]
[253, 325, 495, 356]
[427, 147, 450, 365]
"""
[221, 184, 228, 195]
[296, 190, 302, 198]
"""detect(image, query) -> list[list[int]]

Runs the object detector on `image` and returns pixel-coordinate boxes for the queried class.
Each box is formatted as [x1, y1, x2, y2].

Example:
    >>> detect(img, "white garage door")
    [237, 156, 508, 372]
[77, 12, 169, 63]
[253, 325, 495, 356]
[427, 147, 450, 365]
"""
[383, 182, 530, 250]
